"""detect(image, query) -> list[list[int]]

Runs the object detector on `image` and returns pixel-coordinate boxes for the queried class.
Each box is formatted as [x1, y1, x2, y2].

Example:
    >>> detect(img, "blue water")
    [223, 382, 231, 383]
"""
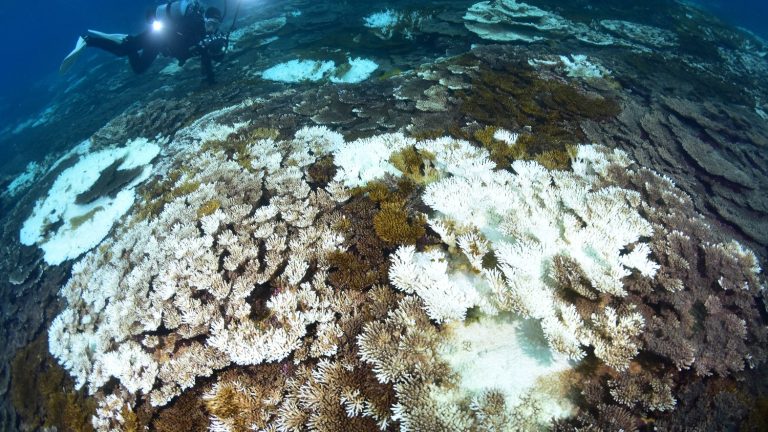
[695, 0, 768, 38]
[0, 0, 156, 121]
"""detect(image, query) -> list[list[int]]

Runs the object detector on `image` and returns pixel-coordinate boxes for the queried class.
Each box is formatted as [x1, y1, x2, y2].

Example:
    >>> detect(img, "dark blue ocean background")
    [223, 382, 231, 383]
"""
[0, 0, 766, 168]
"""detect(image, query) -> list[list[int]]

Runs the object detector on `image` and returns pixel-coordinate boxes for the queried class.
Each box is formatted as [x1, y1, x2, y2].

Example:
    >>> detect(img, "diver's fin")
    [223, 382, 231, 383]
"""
[59, 36, 87, 74]
[86, 30, 128, 44]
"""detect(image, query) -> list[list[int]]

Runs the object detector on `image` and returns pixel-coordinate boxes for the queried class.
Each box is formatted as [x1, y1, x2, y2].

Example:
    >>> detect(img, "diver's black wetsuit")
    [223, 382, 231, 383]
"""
[84, 1, 220, 82]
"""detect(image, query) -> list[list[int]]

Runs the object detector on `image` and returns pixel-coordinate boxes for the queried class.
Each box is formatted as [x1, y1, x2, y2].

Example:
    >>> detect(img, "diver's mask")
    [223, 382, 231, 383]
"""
[204, 7, 223, 34]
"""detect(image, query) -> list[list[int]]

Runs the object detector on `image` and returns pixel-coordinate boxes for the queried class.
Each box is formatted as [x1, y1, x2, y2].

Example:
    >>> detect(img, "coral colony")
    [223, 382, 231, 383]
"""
[33, 101, 764, 430]
[4, 0, 768, 430]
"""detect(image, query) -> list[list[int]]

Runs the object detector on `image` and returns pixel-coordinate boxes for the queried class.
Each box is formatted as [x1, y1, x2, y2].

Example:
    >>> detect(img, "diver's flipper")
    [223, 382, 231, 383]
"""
[59, 36, 87, 74]
[86, 30, 128, 44]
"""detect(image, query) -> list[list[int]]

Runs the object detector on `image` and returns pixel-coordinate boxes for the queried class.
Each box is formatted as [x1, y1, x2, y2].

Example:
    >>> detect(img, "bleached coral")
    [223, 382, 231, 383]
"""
[3, 160, 43, 197]
[332, 133, 415, 187]
[364, 10, 401, 37]
[389, 245, 485, 323]
[20, 137, 160, 265]
[364, 9, 427, 40]
[587, 307, 645, 371]
[421, 145, 656, 366]
[262, 59, 336, 83]
[48, 112, 761, 431]
[416, 136, 496, 180]
[492, 128, 519, 145]
[49, 125, 350, 408]
[329, 57, 380, 84]
[559, 54, 609, 78]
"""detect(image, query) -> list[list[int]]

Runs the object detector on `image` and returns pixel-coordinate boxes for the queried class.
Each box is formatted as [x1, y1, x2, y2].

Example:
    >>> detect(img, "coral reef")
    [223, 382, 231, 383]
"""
[21, 15, 766, 431]
[458, 61, 619, 167]
[48, 122, 353, 414]
[90, 98, 194, 150]
[0, 1, 764, 430]
[37, 51, 768, 430]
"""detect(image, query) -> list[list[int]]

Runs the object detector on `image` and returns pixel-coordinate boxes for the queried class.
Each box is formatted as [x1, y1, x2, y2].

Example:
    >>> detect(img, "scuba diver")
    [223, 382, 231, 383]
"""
[60, 0, 229, 84]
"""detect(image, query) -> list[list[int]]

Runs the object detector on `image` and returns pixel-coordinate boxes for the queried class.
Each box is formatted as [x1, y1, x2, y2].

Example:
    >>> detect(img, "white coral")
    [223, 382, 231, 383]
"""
[421, 144, 656, 363]
[332, 133, 415, 187]
[389, 245, 484, 323]
[492, 128, 519, 145]
[48, 125, 350, 408]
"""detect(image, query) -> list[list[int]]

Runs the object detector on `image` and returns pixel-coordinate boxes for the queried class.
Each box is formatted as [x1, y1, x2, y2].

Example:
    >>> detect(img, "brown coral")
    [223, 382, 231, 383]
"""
[373, 201, 426, 245]
[10, 334, 96, 432]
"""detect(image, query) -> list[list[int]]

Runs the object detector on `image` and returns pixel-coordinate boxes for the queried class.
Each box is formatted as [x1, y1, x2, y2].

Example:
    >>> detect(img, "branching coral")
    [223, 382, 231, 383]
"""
[203, 365, 286, 432]
[373, 201, 426, 245]
[48, 123, 354, 418]
[420, 145, 654, 368]
[46, 106, 767, 431]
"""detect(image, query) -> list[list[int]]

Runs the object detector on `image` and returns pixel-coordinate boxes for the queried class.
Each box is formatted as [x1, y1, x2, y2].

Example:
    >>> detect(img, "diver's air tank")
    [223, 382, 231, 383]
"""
[155, 0, 195, 22]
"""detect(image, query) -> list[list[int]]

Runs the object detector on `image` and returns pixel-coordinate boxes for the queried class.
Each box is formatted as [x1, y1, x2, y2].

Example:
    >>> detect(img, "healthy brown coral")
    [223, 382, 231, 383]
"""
[10, 334, 96, 432]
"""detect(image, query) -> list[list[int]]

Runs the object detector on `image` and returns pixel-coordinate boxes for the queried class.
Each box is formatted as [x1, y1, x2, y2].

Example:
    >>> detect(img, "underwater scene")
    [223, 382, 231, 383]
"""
[0, 0, 767, 430]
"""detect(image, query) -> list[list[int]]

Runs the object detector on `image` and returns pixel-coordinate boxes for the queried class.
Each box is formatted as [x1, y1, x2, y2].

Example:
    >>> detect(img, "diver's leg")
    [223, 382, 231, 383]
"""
[83, 30, 132, 56]
[61, 30, 129, 74]
[200, 54, 215, 84]
[128, 46, 160, 74]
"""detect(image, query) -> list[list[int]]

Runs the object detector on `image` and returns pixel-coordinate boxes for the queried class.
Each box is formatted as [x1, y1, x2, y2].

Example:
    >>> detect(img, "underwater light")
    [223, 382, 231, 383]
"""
[152, 20, 164, 32]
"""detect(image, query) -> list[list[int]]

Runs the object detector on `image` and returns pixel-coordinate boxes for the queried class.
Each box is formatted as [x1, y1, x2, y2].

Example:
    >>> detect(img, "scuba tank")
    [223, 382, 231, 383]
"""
[155, 0, 192, 23]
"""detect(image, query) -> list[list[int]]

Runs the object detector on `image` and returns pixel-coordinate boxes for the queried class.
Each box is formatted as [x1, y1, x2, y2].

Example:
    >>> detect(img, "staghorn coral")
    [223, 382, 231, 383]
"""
[276, 357, 395, 432]
[420, 145, 655, 368]
[152, 389, 208, 432]
[373, 201, 426, 245]
[203, 364, 286, 431]
[554, 150, 767, 429]
[457, 61, 619, 165]
[608, 371, 676, 412]
[610, 166, 768, 377]
[388, 146, 439, 185]
[48, 123, 354, 418]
